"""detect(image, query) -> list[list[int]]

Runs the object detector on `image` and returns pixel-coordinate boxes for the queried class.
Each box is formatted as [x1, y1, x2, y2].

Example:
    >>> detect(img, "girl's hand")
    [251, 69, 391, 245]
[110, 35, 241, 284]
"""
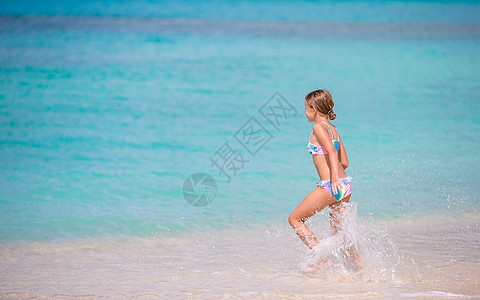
[331, 179, 342, 196]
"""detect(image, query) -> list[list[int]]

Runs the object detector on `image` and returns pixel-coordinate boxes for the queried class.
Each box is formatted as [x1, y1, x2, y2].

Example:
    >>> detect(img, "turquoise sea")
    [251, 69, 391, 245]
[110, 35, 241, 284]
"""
[0, 1, 479, 297]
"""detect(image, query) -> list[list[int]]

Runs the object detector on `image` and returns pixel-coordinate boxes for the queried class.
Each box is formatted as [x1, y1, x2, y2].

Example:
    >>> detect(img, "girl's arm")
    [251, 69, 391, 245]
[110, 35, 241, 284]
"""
[338, 135, 349, 170]
[312, 123, 341, 194]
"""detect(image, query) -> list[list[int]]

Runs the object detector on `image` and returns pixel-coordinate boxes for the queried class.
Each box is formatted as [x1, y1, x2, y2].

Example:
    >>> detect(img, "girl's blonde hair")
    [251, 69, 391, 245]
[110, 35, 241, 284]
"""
[305, 89, 336, 120]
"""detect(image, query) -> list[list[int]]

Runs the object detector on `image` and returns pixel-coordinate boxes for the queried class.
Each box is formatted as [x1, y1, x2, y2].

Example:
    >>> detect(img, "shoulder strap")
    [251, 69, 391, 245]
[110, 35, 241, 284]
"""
[321, 121, 334, 140]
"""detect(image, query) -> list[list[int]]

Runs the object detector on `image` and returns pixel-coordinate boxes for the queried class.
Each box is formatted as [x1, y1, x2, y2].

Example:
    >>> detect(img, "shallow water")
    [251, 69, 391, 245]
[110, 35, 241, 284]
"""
[1, 12, 479, 241]
[1, 210, 479, 298]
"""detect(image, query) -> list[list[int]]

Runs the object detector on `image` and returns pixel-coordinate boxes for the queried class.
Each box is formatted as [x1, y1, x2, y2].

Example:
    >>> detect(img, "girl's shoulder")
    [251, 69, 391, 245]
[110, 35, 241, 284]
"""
[312, 122, 329, 135]
[313, 121, 340, 140]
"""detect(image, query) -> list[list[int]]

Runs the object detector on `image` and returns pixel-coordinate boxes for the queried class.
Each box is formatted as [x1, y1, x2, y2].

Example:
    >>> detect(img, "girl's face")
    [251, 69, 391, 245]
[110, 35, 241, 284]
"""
[304, 100, 316, 122]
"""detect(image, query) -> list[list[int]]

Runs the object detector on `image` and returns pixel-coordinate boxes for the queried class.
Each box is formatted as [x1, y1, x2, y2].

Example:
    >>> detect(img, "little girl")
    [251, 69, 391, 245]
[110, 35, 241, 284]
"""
[288, 89, 353, 251]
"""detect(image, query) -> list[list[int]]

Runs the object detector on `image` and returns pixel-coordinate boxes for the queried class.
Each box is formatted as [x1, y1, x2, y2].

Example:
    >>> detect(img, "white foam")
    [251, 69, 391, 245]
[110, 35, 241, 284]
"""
[401, 290, 467, 297]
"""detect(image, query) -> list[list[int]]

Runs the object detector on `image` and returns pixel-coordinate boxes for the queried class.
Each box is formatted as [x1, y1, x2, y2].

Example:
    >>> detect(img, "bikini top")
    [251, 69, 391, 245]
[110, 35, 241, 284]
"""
[307, 121, 340, 155]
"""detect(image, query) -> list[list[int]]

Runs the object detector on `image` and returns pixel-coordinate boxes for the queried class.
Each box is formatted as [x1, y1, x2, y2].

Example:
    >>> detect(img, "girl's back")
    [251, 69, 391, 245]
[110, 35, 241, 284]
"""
[307, 121, 348, 181]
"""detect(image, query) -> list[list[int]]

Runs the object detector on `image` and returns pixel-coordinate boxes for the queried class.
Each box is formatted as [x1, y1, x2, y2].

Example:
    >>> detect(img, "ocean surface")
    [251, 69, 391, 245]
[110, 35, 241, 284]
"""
[0, 0, 479, 298]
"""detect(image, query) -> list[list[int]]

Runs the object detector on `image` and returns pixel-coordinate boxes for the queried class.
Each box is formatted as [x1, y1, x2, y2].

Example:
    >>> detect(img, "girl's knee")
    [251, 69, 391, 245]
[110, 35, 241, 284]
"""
[288, 214, 296, 226]
[288, 214, 303, 226]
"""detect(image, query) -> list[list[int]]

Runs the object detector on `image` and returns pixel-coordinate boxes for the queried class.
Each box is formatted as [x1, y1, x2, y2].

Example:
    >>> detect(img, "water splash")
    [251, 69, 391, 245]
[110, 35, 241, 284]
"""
[300, 202, 412, 283]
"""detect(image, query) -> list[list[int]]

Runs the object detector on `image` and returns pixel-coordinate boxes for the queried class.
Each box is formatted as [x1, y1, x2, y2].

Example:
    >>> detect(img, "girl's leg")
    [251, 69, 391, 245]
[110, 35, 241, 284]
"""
[288, 188, 337, 249]
[329, 196, 362, 268]
[329, 195, 351, 235]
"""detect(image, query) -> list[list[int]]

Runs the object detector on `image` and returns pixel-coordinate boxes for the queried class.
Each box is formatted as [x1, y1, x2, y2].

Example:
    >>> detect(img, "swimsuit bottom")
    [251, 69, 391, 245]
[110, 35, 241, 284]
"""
[316, 176, 353, 201]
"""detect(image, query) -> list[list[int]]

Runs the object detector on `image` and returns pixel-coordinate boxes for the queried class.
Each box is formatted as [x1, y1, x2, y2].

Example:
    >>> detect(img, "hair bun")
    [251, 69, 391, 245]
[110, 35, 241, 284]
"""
[328, 110, 337, 120]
